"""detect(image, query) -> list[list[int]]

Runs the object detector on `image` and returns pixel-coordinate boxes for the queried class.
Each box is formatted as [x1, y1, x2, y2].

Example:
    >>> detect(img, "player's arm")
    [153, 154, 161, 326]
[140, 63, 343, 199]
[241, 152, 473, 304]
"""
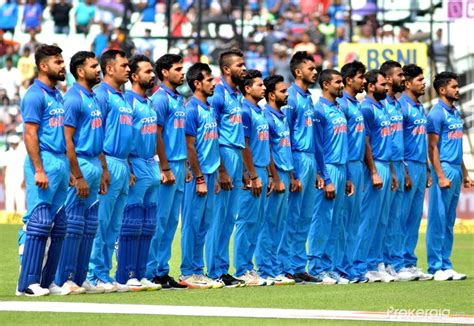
[267, 153, 284, 195]
[24, 122, 48, 189]
[153, 94, 175, 185]
[428, 133, 450, 188]
[98, 153, 110, 194]
[461, 160, 473, 188]
[313, 111, 334, 199]
[242, 137, 262, 197]
[364, 136, 382, 189]
[65, 126, 89, 198]
[186, 135, 206, 196]
[389, 162, 398, 192]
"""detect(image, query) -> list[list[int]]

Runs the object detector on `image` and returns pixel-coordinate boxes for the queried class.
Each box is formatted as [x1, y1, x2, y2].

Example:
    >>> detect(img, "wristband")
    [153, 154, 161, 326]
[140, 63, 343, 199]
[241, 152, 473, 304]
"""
[268, 174, 273, 178]
[75, 175, 83, 180]
[196, 177, 206, 185]
[196, 175, 204, 180]
[250, 175, 259, 181]
[162, 167, 171, 172]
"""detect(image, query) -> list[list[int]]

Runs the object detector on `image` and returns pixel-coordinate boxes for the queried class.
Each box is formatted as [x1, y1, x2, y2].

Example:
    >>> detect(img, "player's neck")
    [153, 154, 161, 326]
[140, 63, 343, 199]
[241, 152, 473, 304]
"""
[268, 102, 281, 112]
[103, 77, 122, 92]
[440, 96, 454, 108]
[37, 74, 56, 89]
[387, 88, 396, 99]
[77, 79, 93, 92]
[344, 87, 357, 98]
[245, 95, 258, 106]
[193, 91, 208, 104]
[405, 90, 420, 104]
[223, 75, 237, 90]
[132, 84, 146, 98]
[367, 93, 380, 104]
[162, 80, 177, 93]
[322, 92, 336, 103]
[295, 79, 309, 92]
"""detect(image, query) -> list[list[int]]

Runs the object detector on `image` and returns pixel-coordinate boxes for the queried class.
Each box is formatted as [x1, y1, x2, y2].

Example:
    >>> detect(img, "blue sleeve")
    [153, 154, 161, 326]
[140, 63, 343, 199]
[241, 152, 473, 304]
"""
[21, 89, 44, 124]
[346, 164, 352, 181]
[400, 100, 409, 122]
[242, 107, 252, 138]
[95, 89, 109, 116]
[361, 105, 374, 139]
[208, 87, 225, 124]
[313, 109, 331, 185]
[64, 92, 82, 128]
[185, 106, 198, 137]
[265, 111, 277, 139]
[151, 92, 168, 127]
[427, 108, 443, 135]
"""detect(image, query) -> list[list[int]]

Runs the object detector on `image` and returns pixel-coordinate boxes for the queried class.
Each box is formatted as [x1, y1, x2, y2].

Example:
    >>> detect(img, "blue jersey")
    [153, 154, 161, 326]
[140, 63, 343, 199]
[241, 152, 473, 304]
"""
[151, 83, 187, 162]
[399, 93, 427, 163]
[264, 104, 293, 172]
[337, 91, 365, 161]
[427, 100, 463, 165]
[382, 95, 404, 161]
[64, 83, 104, 158]
[21, 79, 66, 154]
[242, 99, 270, 168]
[125, 90, 157, 159]
[95, 82, 134, 159]
[282, 83, 315, 153]
[185, 96, 220, 174]
[361, 96, 392, 162]
[208, 78, 245, 149]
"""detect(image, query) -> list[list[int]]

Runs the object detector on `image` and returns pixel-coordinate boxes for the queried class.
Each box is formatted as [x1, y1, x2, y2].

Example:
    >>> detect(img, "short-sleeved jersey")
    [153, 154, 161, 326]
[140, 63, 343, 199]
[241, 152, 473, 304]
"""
[208, 78, 245, 149]
[427, 100, 463, 165]
[21, 79, 66, 154]
[399, 93, 427, 163]
[125, 90, 157, 160]
[242, 99, 270, 168]
[382, 95, 404, 161]
[150, 83, 187, 162]
[185, 96, 220, 174]
[264, 104, 293, 172]
[337, 91, 365, 162]
[361, 96, 392, 162]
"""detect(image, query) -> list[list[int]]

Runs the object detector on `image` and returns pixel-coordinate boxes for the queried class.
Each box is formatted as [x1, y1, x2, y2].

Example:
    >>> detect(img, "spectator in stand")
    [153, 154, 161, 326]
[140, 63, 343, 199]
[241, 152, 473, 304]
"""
[23, 0, 42, 33]
[1, 134, 27, 212]
[263, 24, 285, 57]
[398, 26, 410, 43]
[17, 47, 35, 84]
[380, 24, 395, 44]
[92, 22, 109, 56]
[0, 45, 20, 68]
[318, 14, 335, 46]
[328, 26, 347, 67]
[75, 0, 96, 35]
[357, 23, 376, 43]
[293, 32, 317, 55]
[327, 0, 346, 27]
[171, 4, 187, 38]
[135, 28, 155, 55]
[23, 29, 40, 53]
[141, 0, 157, 22]
[269, 44, 292, 83]
[0, 0, 19, 35]
[432, 28, 449, 73]
[0, 56, 21, 101]
[0, 31, 19, 57]
[50, 0, 72, 34]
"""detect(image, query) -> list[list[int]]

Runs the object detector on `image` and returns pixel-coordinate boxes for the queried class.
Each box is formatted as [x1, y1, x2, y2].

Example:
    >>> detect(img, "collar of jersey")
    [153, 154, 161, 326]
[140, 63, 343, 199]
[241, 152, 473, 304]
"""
[385, 94, 397, 105]
[126, 90, 147, 103]
[73, 82, 94, 96]
[101, 81, 123, 96]
[400, 92, 421, 107]
[318, 96, 337, 108]
[364, 95, 384, 110]
[243, 98, 262, 113]
[265, 104, 285, 119]
[190, 96, 211, 110]
[342, 90, 358, 103]
[34, 79, 58, 95]
[221, 78, 240, 96]
[437, 99, 457, 113]
[291, 82, 311, 97]
[159, 83, 180, 99]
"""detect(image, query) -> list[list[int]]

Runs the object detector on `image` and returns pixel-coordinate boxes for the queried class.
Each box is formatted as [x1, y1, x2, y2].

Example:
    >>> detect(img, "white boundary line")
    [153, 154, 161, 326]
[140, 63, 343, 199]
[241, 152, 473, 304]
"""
[1, 301, 473, 324]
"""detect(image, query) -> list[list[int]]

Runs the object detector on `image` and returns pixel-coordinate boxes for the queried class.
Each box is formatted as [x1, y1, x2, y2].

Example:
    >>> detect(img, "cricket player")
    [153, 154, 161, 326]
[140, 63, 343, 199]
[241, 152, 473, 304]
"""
[280, 51, 319, 283]
[308, 69, 353, 285]
[115, 55, 161, 291]
[396, 64, 433, 281]
[146, 54, 188, 289]
[2, 134, 27, 213]
[379, 60, 406, 281]
[205, 49, 246, 287]
[254, 75, 296, 286]
[179, 62, 222, 289]
[233, 70, 270, 287]
[337, 60, 367, 283]
[17, 44, 69, 296]
[55, 51, 107, 294]
[427, 72, 473, 281]
[353, 69, 397, 283]
[88, 49, 134, 292]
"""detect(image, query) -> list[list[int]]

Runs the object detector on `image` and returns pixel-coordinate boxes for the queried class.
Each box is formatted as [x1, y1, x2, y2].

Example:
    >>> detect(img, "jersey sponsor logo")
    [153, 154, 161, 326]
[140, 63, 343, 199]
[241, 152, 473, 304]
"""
[257, 130, 269, 141]
[90, 109, 102, 117]
[448, 130, 463, 140]
[448, 123, 463, 130]
[204, 121, 218, 129]
[279, 137, 291, 147]
[391, 122, 403, 132]
[204, 130, 218, 141]
[119, 106, 133, 114]
[331, 117, 346, 124]
[141, 123, 157, 135]
[411, 118, 427, 135]
[49, 108, 65, 115]
[48, 107, 65, 128]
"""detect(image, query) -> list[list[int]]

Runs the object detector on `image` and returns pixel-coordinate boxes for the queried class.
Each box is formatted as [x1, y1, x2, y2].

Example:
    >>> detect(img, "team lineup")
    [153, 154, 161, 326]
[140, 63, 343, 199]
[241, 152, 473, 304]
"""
[15, 44, 473, 296]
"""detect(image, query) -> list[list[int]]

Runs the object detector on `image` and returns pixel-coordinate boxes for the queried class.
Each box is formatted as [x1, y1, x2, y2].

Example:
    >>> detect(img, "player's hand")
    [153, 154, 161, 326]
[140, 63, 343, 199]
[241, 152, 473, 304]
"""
[438, 176, 451, 189]
[345, 180, 355, 197]
[426, 171, 433, 188]
[404, 173, 412, 191]
[266, 176, 274, 197]
[214, 181, 221, 194]
[99, 169, 110, 195]
[274, 179, 286, 194]
[161, 169, 176, 185]
[290, 178, 302, 192]
[324, 182, 336, 200]
[69, 173, 75, 186]
[219, 170, 233, 191]
[35, 170, 49, 189]
[391, 173, 398, 192]
[316, 174, 324, 189]
[185, 167, 193, 183]
[463, 175, 473, 188]
[196, 182, 207, 196]
[250, 177, 263, 197]
[371, 172, 383, 189]
[75, 177, 90, 198]
[129, 173, 136, 187]
[21, 179, 25, 189]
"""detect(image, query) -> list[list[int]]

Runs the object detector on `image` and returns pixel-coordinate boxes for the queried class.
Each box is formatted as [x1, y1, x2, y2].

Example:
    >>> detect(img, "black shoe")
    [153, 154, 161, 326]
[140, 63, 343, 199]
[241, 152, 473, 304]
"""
[285, 273, 305, 284]
[153, 275, 187, 289]
[219, 274, 242, 288]
[294, 272, 320, 284]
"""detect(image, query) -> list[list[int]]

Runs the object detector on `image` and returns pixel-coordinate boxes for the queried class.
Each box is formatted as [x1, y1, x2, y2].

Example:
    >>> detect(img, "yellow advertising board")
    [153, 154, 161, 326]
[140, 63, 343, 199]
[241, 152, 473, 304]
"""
[338, 43, 428, 70]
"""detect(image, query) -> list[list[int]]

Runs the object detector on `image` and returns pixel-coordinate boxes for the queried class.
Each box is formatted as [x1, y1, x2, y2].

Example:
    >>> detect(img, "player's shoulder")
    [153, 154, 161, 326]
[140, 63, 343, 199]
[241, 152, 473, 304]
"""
[22, 83, 45, 105]
[427, 104, 444, 119]
[151, 88, 169, 104]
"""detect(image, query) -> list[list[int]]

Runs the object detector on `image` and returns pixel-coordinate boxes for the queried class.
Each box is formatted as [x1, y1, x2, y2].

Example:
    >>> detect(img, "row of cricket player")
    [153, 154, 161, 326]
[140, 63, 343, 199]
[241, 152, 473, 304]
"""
[16, 44, 473, 296]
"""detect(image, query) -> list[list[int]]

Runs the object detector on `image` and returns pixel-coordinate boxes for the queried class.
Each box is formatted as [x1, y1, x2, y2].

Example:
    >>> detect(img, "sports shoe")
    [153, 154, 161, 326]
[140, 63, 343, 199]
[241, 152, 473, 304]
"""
[315, 272, 337, 285]
[115, 282, 129, 293]
[179, 274, 213, 289]
[236, 271, 266, 287]
[81, 280, 105, 294]
[397, 267, 417, 282]
[49, 282, 72, 296]
[408, 266, 433, 281]
[434, 270, 452, 281]
[385, 265, 399, 281]
[327, 271, 349, 285]
[218, 274, 242, 288]
[96, 280, 118, 293]
[19, 283, 50, 297]
[125, 278, 143, 292]
[250, 270, 274, 286]
[284, 273, 304, 284]
[377, 264, 395, 283]
[140, 278, 162, 291]
[444, 269, 467, 281]
[294, 272, 321, 284]
[153, 274, 188, 289]
[267, 274, 296, 286]
[202, 275, 224, 289]
[62, 280, 86, 294]
[358, 276, 369, 284]
[365, 271, 381, 283]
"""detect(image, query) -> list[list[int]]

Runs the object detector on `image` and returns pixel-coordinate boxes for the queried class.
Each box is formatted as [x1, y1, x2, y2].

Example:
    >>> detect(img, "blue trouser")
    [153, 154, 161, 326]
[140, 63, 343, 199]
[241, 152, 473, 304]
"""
[18, 151, 69, 292]
[341, 160, 364, 279]
[234, 167, 268, 277]
[146, 160, 185, 278]
[383, 161, 405, 267]
[353, 160, 392, 275]
[205, 146, 242, 279]
[279, 151, 317, 274]
[255, 170, 290, 278]
[88, 155, 129, 282]
[399, 160, 427, 270]
[181, 172, 217, 276]
[427, 162, 462, 274]
[116, 157, 159, 283]
[55, 156, 102, 286]
[308, 164, 346, 275]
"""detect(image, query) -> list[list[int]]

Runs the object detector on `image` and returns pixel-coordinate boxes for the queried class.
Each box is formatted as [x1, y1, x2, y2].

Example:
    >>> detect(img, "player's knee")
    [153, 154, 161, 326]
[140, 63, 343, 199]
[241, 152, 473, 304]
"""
[121, 203, 144, 237]
[51, 206, 67, 238]
[65, 201, 86, 235]
[26, 204, 53, 237]
[143, 203, 157, 236]
[84, 201, 100, 235]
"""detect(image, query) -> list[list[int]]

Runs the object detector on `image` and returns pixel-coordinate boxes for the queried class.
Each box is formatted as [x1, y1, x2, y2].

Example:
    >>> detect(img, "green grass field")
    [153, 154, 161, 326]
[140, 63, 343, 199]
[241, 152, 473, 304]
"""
[1, 224, 473, 324]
